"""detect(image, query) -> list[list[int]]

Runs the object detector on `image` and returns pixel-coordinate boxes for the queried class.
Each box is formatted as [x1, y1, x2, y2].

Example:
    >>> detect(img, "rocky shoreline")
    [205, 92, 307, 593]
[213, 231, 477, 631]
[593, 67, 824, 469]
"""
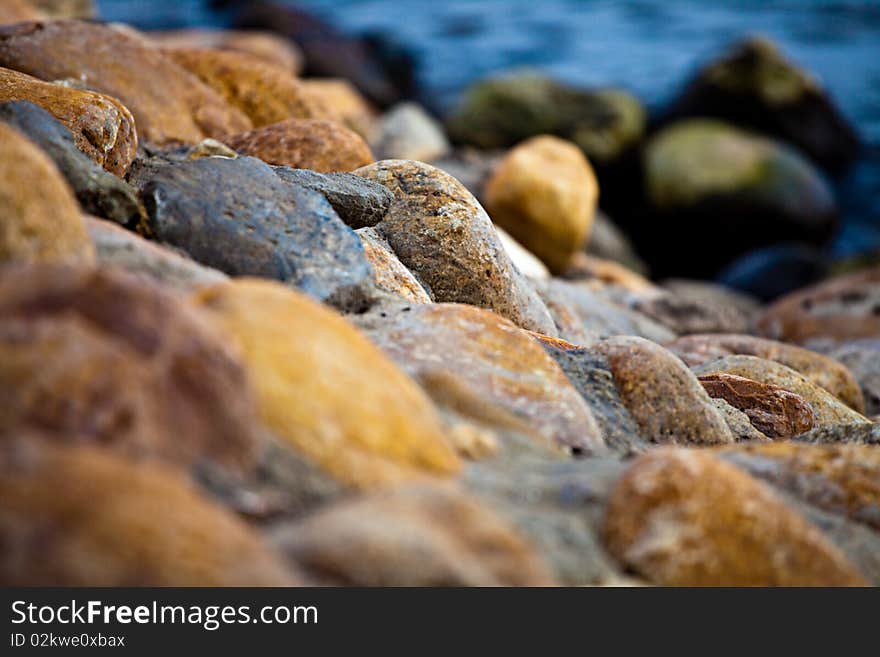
[1, 1, 879, 587]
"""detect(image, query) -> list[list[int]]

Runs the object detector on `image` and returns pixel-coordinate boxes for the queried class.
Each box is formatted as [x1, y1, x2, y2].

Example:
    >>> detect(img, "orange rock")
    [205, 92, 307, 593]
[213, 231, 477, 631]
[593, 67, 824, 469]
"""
[357, 226, 431, 304]
[302, 78, 377, 138]
[224, 118, 374, 172]
[604, 448, 867, 586]
[562, 252, 656, 292]
[0, 0, 44, 23]
[149, 29, 303, 73]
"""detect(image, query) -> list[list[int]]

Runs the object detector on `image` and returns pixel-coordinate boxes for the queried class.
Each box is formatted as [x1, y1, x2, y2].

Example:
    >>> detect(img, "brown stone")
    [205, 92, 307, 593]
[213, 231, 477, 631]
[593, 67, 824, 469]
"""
[604, 448, 867, 586]
[0, 0, 43, 23]
[562, 252, 655, 292]
[149, 29, 303, 73]
[356, 226, 430, 304]
[302, 78, 376, 138]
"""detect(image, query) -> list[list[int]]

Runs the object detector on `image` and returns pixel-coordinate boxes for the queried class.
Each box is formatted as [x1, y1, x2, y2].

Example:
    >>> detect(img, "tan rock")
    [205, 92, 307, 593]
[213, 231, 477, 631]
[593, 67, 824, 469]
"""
[562, 252, 655, 292]
[302, 78, 377, 139]
[149, 29, 303, 73]
[0, 0, 43, 23]
[356, 226, 430, 304]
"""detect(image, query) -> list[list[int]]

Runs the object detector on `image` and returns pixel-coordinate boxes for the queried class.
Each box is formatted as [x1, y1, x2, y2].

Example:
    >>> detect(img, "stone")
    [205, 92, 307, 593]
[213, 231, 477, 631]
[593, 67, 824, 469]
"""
[666, 333, 865, 412]
[192, 279, 461, 489]
[224, 118, 374, 172]
[795, 423, 880, 446]
[754, 265, 880, 345]
[363, 303, 606, 457]
[710, 397, 770, 442]
[148, 28, 303, 74]
[562, 253, 654, 293]
[693, 355, 871, 427]
[663, 279, 762, 320]
[0, 20, 252, 145]
[584, 210, 647, 274]
[641, 119, 836, 278]
[0, 264, 261, 474]
[300, 78, 377, 139]
[0, 0, 43, 23]
[828, 340, 880, 415]
[0, 101, 143, 227]
[272, 167, 393, 229]
[85, 217, 228, 292]
[372, 102, 449, 162]
[0, 439, 299, 586]
[665, 36, 860, 171]
[0, 122, 94, 266]
[0, 66, 136, 175]
[495, 226, 550, 280]
[271, 483, 555, 586]
[21, 0, 93, 19]
[356, 227, 430, 304]
[164, 47, 329, 128]
[698, 372, 816, 439]
[136, 154, 374, 312]
[603, 448, 867, 586]
[432, 147, 502, 200]
[629, 287, 753, 335]
[355, 159, 557, 334]
[485, 135, 599, 273]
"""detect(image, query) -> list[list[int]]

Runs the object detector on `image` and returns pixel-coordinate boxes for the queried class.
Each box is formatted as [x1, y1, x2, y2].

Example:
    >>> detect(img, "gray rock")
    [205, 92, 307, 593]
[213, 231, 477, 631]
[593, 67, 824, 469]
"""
[794, 423, 880, 445]
[585, 211, 647, 275]
[371, 102, 450, 163]
[711, 397, 771, 442]
[828, 340, 880, 416]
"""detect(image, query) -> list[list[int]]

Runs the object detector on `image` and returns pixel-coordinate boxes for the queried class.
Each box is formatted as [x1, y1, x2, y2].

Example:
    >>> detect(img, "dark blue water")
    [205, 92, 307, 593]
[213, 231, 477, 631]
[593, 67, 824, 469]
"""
[97, 0, 880, 257]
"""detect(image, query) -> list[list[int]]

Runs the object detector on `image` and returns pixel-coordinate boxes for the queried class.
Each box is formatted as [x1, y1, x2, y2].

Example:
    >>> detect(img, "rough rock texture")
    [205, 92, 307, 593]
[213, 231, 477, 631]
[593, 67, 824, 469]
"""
[300, 78, 376, 138]
[755, 266, 880, 345]
[0, 122, 94, 266]
[357, 227, 431, 304]
[272, 167, 393, 229]
[592, 336, 735, 445]
[485, 135, 598, 273]
[0, 264, 261, 474]
[372, 102, 450, 162]
[0, 20, 252, 144]
[604, 448, 867, 586]
[0, 101, 143, 227]
[150, 28, 303, 74]
[667, 333, 865, 412]
[795, 423, 880, 446]
[355, 159, 557, 334]
[224, 118, 374, 172]
[0, 439, 299, 586]
[828, 340, 880, 415]
[693, 355, 870, 427]
[711, 397, 771, 442]
[363, 303, 607, 457]
[272, 483, 556, 586]
[0, 66, 136, 176]
[698, 372, 815, 438]
[192, 279, 461, 489]
[136, 154, 374, 312]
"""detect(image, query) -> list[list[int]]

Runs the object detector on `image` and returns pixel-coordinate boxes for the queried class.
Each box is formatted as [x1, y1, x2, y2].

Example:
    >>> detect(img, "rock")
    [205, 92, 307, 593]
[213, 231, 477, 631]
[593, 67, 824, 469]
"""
[355, 159, 557, 334]
[432, 147, 503, 200]
[717, 242, 830, 302]
[148, 28, 303, 74]
[0, 101, 143, 227]
[795, 423, 880, 446]
[0, 0, 43, 23]
[0, 66, 136, 176]
[0, 20, 252, 145]
[665, 36, 860, 171]
[629, 286, 752, 335]
[362, 303, 607, 457]
[163, 48, 329, 128]
[20, 0, 94, 19]
[372, 102, 449, 162]
[0, 122, 94, 266]
[300, 78, 377, 139]
[662, 279, 762, 321]
[693, 355, 871, 427]
[584, 210, 647, 274]
[711, 397, 771, 442]
[0, 264, 261, 474]
[715, 442, 880, 531]
[642, 119, 836, 278]
[356, 227, 430, 304]
[698, 372, 816, 439]
[495, 226, 550, 280]
[86, 217, 228, 291]
[828, 340, 880, 415]
[192, 279, 461, 489]
[447, 73, 645, 166]
[754, 265, 880, 345]
[136, 154, 374, 312]
[591, 336, 735, 446]
[271, 483, 555, 586]
[273, 167, 393, 229]
[0, 439, 299, 586]
[224, 118, 374, 172]
[666, 333, 865, 412]
[484, 135, 598, 274]
[604, 448, 867, 586]
[562, 253, 654, 293]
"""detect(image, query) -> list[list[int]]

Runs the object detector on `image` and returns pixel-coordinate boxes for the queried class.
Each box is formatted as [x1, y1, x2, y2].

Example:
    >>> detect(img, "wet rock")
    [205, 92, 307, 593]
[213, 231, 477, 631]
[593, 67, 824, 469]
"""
[717, 242, 830, 302]
[693, 355, 871, 427]
[665, 37, 860, 171]
[0, 66, 136, 176]
[136, 154, 374, 312]
[828, 340, 880, 415]
[592, 336, 734, 446]
[271, 483, 555, 586]
[584, 210, 648, 274]
[604, 448, 867, 586]
[86, 217, 228, 292]
[224, 118, 374, 172]
[372, 102, 450, 162]
[193, 279, 460, 489]
[754, 265, 880, 345]
[0, 101, 143, 227]
[164, 48, 330, 128]
[0, 264, 261, 474]
[642, 119, 836, 279]
[711, 397, 770, 442]
[698, 372, 816, 439]
[356, 227, 430, 304]
[148, 28, 303, 74]
[794, 423, 880, 446]
[0, 20, 252, 144]
[666, 333, 865, 412]
[362, 303, 606, 457]
[485, 135, 598, 273]
[0, 439, 300, 586]
[0, 122, 94, 266]
[300, 78, 377, 139]
[355, 159, 557, 334]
